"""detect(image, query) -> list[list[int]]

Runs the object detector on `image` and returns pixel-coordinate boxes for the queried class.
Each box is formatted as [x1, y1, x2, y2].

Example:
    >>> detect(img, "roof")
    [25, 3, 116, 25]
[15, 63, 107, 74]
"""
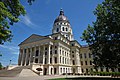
[18, 34, 49, 46]
[54, 9, 70, 23]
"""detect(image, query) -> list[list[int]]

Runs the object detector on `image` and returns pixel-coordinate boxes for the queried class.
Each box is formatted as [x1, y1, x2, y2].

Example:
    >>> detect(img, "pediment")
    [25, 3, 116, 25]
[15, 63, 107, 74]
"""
[19, 34, 48, 45]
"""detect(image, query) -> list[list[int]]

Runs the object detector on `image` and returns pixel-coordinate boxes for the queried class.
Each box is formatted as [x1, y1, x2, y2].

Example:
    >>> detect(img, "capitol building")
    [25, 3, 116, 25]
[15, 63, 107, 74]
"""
[18, 9, 117, 75]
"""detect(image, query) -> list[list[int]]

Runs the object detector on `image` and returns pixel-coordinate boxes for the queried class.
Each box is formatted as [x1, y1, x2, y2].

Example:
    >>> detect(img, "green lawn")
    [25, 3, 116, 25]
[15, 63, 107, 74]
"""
[49, 78, 66, 80]
[49, 77, 119, 80]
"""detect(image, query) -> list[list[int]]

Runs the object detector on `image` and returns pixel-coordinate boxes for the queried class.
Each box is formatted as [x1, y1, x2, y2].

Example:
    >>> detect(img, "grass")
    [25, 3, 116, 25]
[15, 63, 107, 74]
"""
[49, 77, 120, 80]
[49, 78, 66, 80]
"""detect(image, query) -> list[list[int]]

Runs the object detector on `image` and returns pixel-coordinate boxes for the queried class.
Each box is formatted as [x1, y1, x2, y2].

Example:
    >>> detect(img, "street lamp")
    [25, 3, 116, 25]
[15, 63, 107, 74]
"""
[9, 60, 12, 65]
[33, 56, 35, 63]
[39, 64, 41, 75]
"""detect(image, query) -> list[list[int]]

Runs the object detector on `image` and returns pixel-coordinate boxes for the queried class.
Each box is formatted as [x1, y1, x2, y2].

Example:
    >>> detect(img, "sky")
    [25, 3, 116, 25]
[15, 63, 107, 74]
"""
[0, 0, 104, 66]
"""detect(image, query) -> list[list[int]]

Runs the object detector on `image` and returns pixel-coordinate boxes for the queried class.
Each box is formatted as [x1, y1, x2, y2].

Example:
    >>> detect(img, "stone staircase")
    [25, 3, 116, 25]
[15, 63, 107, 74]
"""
[0, 66, 37, 77]
[19, 69, 38, 77]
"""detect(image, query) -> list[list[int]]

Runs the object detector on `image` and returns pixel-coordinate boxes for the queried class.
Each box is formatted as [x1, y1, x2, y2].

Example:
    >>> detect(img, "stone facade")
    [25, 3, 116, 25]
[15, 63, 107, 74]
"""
[18, 9, 82, 75]
[18, 9, 119, 75]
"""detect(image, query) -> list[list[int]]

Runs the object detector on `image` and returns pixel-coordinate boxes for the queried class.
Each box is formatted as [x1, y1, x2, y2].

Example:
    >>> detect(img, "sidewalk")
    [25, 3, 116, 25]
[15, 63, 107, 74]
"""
[0, 75, 112, 80]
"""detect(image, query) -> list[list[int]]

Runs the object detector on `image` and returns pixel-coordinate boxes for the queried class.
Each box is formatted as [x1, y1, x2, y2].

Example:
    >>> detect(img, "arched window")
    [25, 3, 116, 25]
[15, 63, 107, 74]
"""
[66, 28, 68, 31]
[62, 27, 64, 31]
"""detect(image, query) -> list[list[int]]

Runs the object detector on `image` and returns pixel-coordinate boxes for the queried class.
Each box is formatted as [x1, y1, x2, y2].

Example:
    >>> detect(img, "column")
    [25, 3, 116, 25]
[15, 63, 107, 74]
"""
[33, 46, 36, 63]
[38, 46, 41, 63]
[52, 46, 54, 64]
[21, 49, 24, 66]
[57, 46, 60, 64]
[43, 45, 45, 64]
[47, 45, 51, 64]
[22, 49, 25, 66]
[29, 47, 32, 65]
[18, 49, 21, 66]
[25, 48, 29, 66]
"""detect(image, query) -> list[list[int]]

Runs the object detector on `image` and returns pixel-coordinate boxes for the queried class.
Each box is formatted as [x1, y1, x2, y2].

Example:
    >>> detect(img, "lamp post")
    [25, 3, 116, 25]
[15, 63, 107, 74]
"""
[9, 60, 12, 65]
[39, 64, 41, 76]
[33, 56, 35, 64]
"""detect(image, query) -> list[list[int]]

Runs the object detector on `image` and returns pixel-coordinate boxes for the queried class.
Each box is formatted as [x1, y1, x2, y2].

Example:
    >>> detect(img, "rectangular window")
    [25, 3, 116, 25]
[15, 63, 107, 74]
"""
[90, 61, 92, 65]
[85, 61, 87, 65]
[60, 50, 61, 54]
[60, 56, 61, 63]
[101, 68, 103, 72]
[65, 58, 66, 64]
[55, 57, 57, 63]
[57, 28, 59, 32]
[63, 57, 64, 64]
[82, 69, 84, 72]
[80, 54, 82, 58]
[45, 52, 47, 55]
[55, 46, 57, 49]
[81, 61, 83, 65]
[50, 58, 52, 63]
[73, 60, 75, 65]
[45, 58, 47, 64]
[89, 53, 91, 58]
[24, 49, 26, 53]
[84, 53, 87, 58]
[50, 51, 52, 54]
[55, 50, 57, 54]
[36, 50, 39, 56]
[35, 58, 38, 63]
[63, 68, 65, 73]
[45, 47, 47, 50]
[72, 55, 74, 58]
[50, 46, 52, 49]
[106, 68, 109, 72]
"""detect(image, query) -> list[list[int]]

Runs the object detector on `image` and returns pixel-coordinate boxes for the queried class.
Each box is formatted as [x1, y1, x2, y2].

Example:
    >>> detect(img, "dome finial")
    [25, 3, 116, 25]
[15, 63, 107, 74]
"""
[60, 8, 64, 15]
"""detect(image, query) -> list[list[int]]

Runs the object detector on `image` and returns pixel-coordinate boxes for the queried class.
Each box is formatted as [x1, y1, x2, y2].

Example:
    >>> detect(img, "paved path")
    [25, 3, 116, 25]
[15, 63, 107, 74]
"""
[0, 75, 112, 80]
[0, 67, 22, 77]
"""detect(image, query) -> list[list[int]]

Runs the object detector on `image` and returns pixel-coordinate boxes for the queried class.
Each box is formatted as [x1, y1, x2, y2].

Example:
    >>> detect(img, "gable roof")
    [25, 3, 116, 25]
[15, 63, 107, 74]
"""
[18, 34, 49, 46]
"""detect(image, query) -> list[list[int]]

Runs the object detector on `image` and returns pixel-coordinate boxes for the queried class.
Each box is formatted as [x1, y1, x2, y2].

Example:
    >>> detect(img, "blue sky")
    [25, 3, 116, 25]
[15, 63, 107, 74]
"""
[0, 0, 104, 66]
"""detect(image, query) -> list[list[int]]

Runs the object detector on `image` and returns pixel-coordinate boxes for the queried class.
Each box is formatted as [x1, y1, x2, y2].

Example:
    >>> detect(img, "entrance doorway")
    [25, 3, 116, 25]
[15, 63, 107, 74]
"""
[54, 68, 57, 74]
[44, 68, 47, 75]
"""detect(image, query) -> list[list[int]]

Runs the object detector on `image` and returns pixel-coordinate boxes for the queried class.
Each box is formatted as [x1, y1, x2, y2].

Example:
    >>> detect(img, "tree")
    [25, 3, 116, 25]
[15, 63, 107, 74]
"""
[0, 62, 2, 69]
[28, 0, 35, 5]
[0, 0, 35, 45]
[81, 0, 120, 69]
[0, 0, 26, 44]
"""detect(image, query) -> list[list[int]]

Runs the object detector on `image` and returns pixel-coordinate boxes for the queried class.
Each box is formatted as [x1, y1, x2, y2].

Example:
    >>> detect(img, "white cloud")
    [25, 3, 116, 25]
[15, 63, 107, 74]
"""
[0, 45, 19, 55]
[21, 15, 38, 28]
